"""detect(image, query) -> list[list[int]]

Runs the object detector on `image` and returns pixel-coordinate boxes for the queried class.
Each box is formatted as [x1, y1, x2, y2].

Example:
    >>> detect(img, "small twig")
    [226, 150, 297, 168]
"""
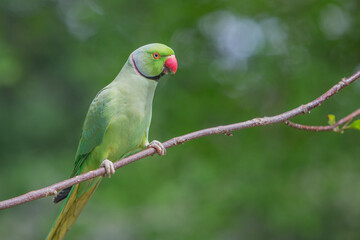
[0, 70, 360, 210]
[285, 109, 360, 132]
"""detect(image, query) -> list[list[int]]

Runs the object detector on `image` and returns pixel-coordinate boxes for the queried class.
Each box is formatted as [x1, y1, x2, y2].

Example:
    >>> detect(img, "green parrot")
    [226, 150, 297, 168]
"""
[46, 43, 177, 240]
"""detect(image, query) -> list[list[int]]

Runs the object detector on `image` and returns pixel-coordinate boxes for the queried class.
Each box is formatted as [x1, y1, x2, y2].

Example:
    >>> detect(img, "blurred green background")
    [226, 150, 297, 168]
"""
[1, 0, 360, 239]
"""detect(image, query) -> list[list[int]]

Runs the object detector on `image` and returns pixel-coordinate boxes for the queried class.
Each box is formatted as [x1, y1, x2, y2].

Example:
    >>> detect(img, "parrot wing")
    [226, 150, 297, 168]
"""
[71, 86, 113, 177]
[53, 86, 114, 204]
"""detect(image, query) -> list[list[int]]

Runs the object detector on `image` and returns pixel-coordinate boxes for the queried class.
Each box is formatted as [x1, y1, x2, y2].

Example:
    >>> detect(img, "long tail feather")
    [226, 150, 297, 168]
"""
[45, 178, 101, 240]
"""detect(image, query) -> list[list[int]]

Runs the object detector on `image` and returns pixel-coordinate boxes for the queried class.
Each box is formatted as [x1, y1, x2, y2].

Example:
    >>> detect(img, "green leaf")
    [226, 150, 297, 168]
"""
[327, 114, 336, 125]
[349, 119, 360, 130]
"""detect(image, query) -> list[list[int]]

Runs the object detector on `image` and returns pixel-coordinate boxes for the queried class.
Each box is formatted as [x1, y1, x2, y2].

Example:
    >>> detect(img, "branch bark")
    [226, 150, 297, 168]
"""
[1, 70, 360, 210]
[285, 109, 360, 132]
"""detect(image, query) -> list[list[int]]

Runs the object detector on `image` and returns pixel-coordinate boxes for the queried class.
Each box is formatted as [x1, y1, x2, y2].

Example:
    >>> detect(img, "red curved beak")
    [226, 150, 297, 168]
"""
[164, 55, 177, 75]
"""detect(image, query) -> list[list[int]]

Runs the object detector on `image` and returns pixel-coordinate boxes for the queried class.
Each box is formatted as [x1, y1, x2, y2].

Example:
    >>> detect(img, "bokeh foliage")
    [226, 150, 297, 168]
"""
[1, 0, 359, 239]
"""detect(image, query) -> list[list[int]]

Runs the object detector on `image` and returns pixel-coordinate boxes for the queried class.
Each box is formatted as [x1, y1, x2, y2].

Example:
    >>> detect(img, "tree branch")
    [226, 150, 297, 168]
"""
[1, 70, 360, 210]
[285, 109, 360, 132]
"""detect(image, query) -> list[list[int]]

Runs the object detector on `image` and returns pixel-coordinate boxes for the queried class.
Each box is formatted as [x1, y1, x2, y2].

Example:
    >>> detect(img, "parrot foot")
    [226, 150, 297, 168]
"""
[100, 159, 115, 178]
[147, 140, 166, 156]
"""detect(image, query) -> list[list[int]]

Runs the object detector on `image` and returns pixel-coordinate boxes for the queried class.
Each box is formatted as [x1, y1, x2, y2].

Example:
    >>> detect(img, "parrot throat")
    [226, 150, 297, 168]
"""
[130, 53, 164, 81]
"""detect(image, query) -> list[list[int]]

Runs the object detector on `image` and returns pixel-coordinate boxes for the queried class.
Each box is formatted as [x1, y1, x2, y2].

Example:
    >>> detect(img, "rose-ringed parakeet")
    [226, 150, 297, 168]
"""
[46, 43, 177, 240]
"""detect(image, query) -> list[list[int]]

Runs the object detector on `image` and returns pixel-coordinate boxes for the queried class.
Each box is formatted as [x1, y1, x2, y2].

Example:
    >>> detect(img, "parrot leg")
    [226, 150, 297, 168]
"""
[100, 159, 115, 178]
[147, 140, 166, 156]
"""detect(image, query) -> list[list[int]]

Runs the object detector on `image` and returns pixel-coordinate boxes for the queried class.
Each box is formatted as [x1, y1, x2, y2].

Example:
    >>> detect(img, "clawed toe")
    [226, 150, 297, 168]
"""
[147, 140, 166, 156]
[100, 159, 115, 178]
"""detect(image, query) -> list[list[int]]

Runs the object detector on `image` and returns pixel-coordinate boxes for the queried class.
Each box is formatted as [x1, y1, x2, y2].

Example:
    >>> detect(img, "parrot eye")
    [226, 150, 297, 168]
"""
[152, 52, 160, 59]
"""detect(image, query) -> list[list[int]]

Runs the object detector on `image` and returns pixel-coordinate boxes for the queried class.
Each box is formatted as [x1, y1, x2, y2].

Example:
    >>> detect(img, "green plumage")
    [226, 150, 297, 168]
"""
[46, 43, 176, 240]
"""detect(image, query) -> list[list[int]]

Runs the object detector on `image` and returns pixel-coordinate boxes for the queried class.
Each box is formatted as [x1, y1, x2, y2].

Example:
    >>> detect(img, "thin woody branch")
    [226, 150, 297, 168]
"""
[1, 70, 360, 210]
[285, 109, 360, 132]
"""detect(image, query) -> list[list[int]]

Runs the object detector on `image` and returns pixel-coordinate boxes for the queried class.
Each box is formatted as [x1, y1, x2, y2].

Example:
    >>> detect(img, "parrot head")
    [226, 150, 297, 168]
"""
[131, 43, 177, 81]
